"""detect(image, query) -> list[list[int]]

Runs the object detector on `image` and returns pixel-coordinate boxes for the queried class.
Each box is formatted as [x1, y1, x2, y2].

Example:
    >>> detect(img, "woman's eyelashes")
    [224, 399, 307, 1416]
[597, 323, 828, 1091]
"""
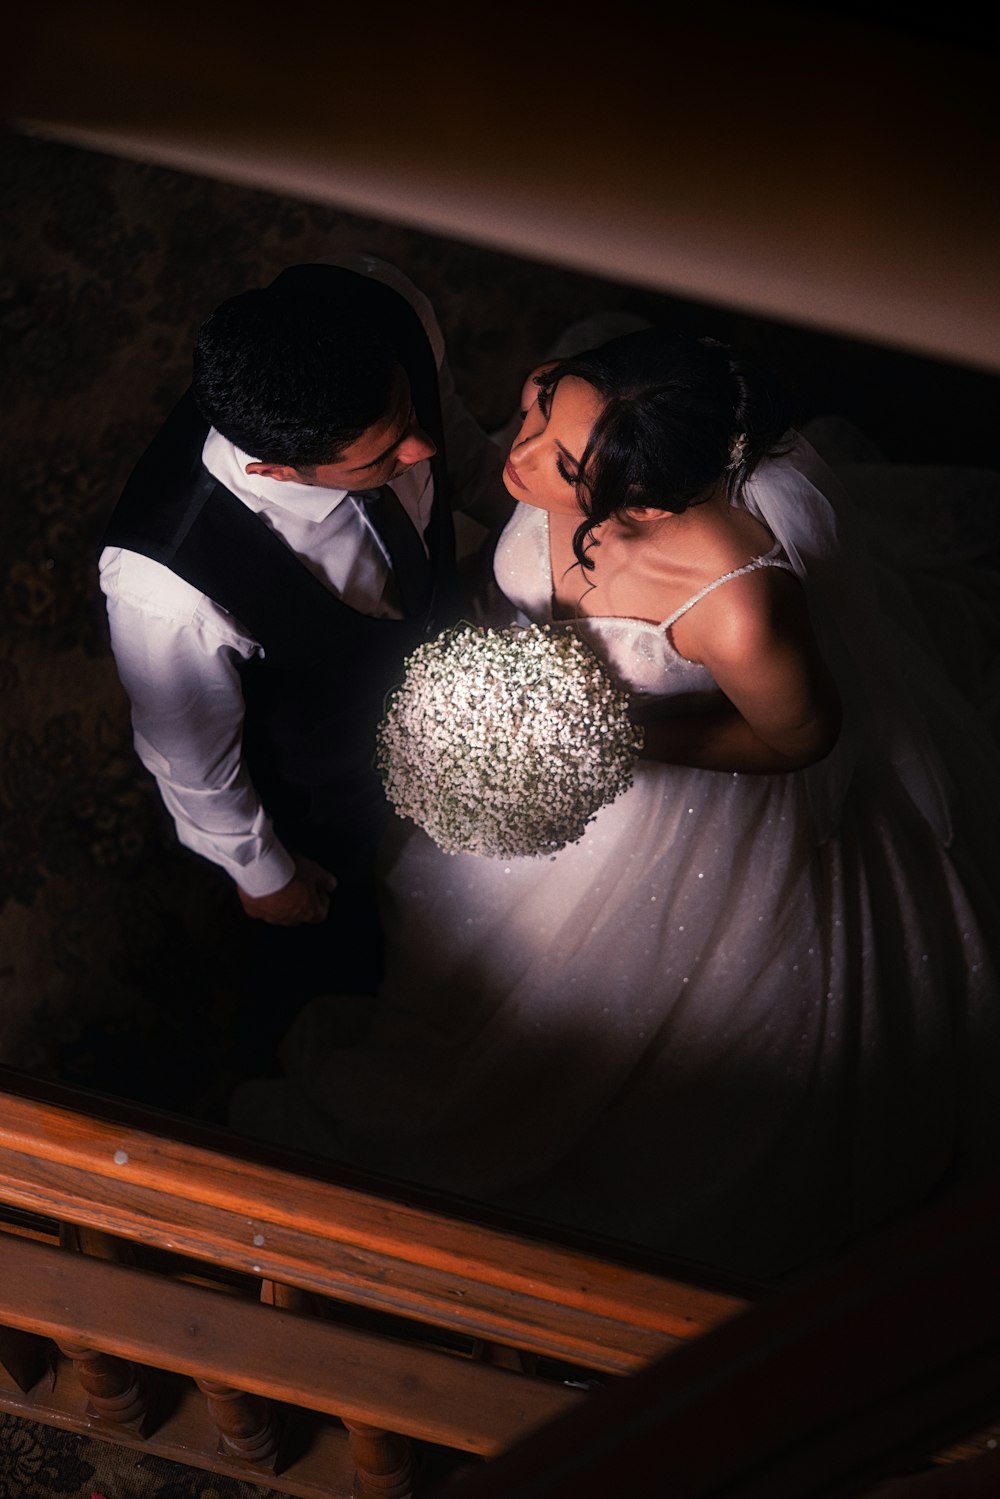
[534, 384, 577, 487]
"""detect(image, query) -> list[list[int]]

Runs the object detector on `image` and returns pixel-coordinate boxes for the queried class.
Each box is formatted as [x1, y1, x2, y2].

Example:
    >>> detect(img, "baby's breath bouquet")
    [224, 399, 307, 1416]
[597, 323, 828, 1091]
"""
[376, 621, 644, 858]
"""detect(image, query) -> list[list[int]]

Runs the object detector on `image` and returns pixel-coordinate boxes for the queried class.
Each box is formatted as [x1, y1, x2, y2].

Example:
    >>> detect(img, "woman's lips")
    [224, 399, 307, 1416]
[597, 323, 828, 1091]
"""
[505, 457, 526, 489]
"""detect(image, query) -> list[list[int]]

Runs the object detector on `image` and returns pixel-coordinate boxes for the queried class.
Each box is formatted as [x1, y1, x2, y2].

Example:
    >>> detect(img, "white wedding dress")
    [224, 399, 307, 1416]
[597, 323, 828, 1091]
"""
[231, 425, 1000, 1281]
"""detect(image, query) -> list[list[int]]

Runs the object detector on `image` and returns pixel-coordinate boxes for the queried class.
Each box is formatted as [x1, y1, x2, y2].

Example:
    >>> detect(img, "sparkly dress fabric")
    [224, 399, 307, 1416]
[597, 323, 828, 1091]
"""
[230, 427, 1000, 1281]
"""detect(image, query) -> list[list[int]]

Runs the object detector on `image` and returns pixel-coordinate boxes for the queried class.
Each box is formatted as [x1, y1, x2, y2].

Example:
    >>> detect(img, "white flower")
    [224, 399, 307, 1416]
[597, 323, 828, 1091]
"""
[376, 622, 644, 858]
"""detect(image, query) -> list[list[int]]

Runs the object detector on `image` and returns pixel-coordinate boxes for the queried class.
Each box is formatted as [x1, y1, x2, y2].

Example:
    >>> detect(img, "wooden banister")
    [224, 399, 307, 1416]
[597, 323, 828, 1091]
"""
[0, 1068, 752, 1374]
[0, 1233, 581, 1454]
[434, 1170, 1000, 1498]
[0, 1067, 756, 1496]
[0, 1067, 997, 1496]
[9, 5, 1000, 373]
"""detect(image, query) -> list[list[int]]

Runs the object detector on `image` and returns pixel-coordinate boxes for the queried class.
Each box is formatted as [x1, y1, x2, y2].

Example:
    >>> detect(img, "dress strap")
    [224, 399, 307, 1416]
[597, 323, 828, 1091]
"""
[660, 546, 794, 631]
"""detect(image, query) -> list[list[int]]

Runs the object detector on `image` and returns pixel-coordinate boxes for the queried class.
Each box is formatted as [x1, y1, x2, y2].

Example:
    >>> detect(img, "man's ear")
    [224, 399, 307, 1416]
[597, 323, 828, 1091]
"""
[245, 461, 301, 483]
[623, 505, 675, 523]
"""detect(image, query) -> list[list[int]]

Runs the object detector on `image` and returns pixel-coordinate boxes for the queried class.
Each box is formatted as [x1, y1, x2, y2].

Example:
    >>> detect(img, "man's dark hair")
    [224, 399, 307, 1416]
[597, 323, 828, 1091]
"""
[192, 280, 398, 468]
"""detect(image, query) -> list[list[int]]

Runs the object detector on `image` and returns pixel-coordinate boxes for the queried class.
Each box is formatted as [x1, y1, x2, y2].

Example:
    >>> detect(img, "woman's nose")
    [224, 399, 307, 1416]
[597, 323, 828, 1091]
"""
[511, 432, 544, 476]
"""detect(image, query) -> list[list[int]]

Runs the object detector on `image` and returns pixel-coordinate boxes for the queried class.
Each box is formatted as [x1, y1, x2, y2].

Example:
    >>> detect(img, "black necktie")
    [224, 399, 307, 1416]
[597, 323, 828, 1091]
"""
[350, 485, 432, 618]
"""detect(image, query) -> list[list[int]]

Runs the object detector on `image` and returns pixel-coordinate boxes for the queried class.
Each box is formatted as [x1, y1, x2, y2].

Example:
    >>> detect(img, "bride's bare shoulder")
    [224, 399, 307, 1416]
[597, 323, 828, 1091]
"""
[674, 554, 809, 669]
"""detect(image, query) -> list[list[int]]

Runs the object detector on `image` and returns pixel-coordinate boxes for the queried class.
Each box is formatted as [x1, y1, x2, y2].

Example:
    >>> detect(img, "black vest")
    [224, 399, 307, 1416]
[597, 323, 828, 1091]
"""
[101, 266, 462, 866]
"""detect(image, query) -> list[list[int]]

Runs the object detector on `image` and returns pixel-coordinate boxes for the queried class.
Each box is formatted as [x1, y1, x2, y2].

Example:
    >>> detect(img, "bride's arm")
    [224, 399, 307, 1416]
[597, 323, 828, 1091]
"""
[634, 572, 842, 773]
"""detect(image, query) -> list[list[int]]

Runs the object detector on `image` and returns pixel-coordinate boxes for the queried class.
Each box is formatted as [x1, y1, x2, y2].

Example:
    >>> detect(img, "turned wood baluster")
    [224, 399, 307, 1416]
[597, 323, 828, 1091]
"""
[195, 1376, 281, 1468]
[56, 1337, 148, 1426]
[55, 1221, 149, 1428]
[472, 1339, 538, 1374]
[260, 1280, 414, 1496]
[343, 1419, 415, 1499]
[0, 1324, 49, 1392]
[60, 1223, 136, 1265]
[260, 1278, 320, 1315]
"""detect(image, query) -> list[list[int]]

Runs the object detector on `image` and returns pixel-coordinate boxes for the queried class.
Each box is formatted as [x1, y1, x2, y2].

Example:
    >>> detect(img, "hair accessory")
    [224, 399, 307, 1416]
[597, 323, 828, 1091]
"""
[728, 433, 748, 468]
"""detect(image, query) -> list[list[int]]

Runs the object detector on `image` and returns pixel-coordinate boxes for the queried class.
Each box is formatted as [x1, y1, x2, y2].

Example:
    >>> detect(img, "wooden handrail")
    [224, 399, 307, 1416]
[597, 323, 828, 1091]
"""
[8, 5, 1000, 372]
[0, 1067, 761, 1493]
[433, 1169, 1000, 1497]
[0, 1233, 580, 1455]
[0, 1068, 753, 1375]
[0, 1069, 997, 1495]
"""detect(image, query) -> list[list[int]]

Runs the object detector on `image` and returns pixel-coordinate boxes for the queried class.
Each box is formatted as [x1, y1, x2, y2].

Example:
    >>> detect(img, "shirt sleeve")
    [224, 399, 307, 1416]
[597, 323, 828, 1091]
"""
[101, 551, 297, 897]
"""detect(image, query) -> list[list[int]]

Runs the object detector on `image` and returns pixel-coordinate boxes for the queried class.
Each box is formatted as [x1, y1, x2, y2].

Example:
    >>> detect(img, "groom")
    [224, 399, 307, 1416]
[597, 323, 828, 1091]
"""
[99, 255, 510, 1001]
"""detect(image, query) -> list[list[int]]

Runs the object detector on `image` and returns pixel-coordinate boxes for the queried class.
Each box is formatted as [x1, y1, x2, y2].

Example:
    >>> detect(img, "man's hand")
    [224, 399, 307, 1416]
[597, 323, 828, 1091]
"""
[237, 856, 337, 926]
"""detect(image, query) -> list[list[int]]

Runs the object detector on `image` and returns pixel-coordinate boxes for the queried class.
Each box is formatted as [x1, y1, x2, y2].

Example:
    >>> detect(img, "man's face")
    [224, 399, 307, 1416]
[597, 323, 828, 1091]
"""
[302, 365, 436, 489]
[244, 364, 437, 491]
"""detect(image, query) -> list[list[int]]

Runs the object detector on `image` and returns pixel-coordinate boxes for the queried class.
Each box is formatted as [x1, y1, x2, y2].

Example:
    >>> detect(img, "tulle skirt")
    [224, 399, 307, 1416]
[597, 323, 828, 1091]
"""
[232, 739, 1000, 1279]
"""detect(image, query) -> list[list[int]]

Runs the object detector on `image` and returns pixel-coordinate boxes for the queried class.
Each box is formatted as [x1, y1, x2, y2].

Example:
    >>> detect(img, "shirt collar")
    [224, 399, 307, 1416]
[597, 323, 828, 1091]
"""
[201, 428, 350, 523]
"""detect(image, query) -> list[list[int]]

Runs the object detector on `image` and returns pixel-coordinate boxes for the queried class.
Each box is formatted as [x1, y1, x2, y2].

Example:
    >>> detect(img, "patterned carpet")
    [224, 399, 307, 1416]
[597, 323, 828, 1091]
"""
[0, 1409, 283, 1499]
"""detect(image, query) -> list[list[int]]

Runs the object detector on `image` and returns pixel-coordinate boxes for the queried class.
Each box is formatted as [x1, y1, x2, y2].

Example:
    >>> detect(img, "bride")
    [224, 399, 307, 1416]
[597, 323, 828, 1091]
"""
[231, 328, 1000, 1282]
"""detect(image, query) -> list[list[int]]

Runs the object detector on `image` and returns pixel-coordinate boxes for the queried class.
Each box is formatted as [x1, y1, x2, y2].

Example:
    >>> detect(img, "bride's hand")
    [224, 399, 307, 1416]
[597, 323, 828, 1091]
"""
[237, 856, 337, 926]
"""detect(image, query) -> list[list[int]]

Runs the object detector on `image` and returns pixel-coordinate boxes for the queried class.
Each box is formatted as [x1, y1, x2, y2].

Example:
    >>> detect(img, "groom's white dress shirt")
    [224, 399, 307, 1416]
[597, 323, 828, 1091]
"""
[99, 255, 504, 898]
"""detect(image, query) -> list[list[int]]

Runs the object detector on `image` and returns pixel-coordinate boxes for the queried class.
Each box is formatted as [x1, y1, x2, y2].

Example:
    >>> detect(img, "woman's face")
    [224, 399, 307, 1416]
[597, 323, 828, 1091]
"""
[502, 372, 605, 516]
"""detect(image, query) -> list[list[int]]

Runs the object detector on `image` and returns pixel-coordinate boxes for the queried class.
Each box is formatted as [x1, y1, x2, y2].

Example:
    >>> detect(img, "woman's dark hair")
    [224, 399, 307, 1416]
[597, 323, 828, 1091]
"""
[192, 284, 397, 468]
[535, 328, 793, 571]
